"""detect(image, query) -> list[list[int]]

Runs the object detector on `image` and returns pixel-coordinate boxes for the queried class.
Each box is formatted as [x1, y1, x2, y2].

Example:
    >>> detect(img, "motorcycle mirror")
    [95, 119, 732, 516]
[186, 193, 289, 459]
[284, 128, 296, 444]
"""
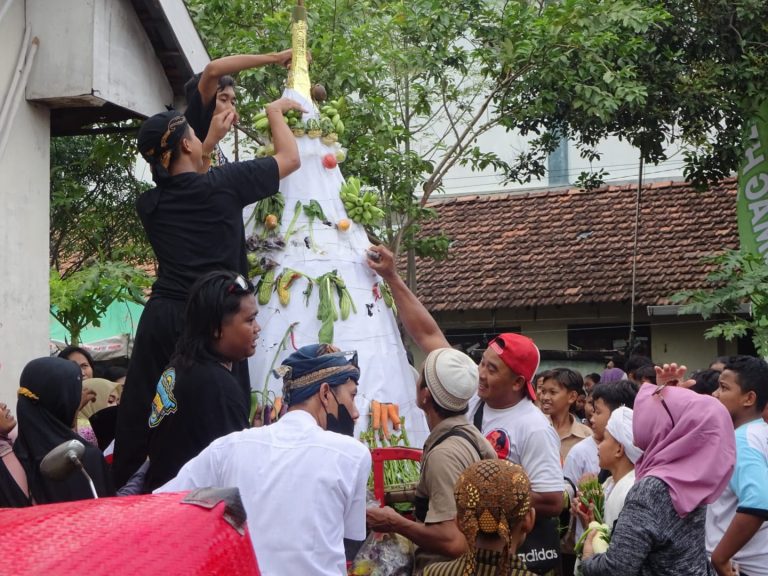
[40, 439, 86, 480]
[40, 439, 98, 499]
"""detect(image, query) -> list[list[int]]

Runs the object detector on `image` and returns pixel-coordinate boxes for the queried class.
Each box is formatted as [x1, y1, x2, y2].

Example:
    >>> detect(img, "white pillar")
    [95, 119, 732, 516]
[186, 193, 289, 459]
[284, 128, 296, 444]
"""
[0, 0, 50, 409]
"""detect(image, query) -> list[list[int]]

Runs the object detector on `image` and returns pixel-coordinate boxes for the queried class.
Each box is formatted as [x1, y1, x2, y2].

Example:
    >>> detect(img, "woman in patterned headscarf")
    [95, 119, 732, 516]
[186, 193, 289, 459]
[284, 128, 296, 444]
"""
[424, 460, 537, 576]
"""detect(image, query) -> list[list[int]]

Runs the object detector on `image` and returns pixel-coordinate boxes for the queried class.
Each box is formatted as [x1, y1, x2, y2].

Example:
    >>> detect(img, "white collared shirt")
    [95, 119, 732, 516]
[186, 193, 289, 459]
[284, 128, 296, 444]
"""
[156, 410, 371, 576]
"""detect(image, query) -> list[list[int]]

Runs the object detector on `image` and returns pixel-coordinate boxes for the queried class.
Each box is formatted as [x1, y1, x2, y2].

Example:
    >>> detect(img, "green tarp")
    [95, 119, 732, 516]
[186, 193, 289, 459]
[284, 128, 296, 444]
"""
[49, 300, 144, 360]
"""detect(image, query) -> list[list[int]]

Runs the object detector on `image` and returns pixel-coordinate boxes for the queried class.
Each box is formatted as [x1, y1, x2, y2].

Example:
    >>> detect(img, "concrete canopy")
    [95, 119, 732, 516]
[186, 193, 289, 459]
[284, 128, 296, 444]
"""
[25, 0, 209, 135]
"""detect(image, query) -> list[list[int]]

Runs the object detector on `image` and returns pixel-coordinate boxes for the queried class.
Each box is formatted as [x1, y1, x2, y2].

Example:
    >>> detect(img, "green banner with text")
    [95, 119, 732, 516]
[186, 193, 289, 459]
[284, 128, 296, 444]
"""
[738, 101, 768, 264]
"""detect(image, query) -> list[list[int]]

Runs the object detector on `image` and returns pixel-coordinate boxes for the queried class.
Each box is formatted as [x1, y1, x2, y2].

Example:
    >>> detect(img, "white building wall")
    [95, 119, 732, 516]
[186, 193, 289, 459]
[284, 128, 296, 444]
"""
[437, 123, 687, 195]
[650, 319, 738, 372]
[0, 0, 51, 409]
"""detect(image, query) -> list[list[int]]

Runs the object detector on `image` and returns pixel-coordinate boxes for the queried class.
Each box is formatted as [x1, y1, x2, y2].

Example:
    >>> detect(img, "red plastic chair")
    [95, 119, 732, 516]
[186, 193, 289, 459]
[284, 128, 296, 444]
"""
[370, 446, 422, 506]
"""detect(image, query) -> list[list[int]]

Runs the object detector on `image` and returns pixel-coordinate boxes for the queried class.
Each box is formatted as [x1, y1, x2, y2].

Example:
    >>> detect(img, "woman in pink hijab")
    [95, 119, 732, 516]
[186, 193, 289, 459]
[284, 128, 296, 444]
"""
[582, 364, 736, 576]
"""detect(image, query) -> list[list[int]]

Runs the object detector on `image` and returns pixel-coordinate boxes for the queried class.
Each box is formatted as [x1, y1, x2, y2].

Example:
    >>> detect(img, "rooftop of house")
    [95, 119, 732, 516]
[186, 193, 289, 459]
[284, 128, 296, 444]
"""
[412, 178, 738, 311]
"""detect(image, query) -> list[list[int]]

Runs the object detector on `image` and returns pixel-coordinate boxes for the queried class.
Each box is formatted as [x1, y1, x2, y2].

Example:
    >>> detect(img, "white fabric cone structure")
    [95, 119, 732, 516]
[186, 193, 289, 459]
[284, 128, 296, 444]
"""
[246, 88, 429, 446]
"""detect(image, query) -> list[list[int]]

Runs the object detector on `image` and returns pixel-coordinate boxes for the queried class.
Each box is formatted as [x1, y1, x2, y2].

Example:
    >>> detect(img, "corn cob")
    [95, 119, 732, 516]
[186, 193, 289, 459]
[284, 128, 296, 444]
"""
[258, 269, 276, 305]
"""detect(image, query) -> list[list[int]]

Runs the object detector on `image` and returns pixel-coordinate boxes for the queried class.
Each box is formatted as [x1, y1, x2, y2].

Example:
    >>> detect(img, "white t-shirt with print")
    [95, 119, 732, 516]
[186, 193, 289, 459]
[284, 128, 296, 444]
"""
[469, 396, 563, 493]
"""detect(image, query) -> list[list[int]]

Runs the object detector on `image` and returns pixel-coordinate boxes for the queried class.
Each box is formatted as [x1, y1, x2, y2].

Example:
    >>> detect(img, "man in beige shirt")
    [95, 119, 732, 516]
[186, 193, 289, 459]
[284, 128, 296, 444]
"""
[366, 348, 497, 573]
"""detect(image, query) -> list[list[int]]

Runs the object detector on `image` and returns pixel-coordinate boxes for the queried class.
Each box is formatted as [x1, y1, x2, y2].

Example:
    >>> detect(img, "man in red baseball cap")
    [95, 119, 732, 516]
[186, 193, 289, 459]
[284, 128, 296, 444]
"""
[367, 246, 565, 576]
[484, 333, 540, 403]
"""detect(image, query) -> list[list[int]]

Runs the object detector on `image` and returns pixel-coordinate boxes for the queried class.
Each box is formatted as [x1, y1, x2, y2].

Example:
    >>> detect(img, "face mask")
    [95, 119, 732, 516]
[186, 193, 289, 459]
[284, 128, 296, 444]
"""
[325, 389, 355, 436]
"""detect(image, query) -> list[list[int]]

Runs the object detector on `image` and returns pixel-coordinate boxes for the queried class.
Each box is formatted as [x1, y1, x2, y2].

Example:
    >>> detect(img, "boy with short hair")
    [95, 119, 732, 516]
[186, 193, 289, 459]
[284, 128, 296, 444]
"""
[538, 368, 592, 461]
[707, 355, 768, 576]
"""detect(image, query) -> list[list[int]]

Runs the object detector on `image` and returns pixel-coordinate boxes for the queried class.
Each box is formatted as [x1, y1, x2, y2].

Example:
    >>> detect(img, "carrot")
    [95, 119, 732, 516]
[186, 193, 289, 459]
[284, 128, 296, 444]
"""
[388, 403, 400, 431]
[273, 396, 283, 420]
[371, 400, 381, 431]
[380, 409, 390, 440]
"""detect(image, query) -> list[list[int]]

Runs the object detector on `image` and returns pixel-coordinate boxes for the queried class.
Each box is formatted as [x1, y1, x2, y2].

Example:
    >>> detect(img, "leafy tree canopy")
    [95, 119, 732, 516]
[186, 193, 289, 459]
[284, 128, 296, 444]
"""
[186, 0, 768, 261]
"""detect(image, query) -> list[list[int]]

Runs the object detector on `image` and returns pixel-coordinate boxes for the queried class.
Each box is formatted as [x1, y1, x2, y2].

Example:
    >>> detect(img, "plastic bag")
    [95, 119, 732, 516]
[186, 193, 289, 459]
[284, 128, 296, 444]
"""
[349, 531, 414, 575]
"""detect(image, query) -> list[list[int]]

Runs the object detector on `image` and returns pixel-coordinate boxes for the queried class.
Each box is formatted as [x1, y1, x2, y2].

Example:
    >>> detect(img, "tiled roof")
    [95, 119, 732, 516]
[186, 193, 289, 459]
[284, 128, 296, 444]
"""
[413, 178, 738, 311]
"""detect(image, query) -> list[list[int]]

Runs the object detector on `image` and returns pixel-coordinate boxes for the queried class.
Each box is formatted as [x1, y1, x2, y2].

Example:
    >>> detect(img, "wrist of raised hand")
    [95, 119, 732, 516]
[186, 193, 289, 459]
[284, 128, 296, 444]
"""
[202, 140, 216, 156]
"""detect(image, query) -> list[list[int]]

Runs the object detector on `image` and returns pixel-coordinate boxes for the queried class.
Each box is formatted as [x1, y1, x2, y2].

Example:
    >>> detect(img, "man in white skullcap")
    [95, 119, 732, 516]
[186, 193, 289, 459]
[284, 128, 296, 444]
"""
[366, 348, 498, 573]
[599, 406, 643, 529]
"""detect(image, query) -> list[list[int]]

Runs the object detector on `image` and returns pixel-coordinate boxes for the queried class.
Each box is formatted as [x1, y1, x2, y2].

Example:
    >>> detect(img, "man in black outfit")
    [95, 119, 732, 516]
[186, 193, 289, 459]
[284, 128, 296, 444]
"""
[112, 98, 302, 487]
[144, 270, 260, 492]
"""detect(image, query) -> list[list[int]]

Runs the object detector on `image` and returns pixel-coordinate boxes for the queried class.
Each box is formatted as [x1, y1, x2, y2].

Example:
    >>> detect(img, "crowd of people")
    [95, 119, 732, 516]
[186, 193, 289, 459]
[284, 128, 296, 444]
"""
[2, 48, 767, 576]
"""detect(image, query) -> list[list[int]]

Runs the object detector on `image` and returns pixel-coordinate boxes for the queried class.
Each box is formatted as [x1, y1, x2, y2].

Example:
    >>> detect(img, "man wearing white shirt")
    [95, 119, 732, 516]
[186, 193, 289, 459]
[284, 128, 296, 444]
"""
[156, 344, 371, 576]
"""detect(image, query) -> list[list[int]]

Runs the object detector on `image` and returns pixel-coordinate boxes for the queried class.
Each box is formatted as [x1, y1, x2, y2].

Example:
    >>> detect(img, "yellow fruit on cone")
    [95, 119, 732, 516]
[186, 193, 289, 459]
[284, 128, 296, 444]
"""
[264, 214, 278, 229]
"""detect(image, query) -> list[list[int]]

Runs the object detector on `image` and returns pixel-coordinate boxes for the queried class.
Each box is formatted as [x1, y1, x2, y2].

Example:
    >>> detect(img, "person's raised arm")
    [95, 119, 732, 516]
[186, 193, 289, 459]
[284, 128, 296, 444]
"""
[197, 50, 293, 105]
[366, 245, 450, 354]
[265, 98, 303, 178]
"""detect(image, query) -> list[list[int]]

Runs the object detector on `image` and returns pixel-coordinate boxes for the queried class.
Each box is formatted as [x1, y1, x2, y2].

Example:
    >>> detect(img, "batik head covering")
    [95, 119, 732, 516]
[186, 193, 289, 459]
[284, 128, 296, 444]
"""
[633, 383, 735, 517]
[137, 110, 189, 183]
[454, 460, 531, 576]
[279, 344, 360, 406]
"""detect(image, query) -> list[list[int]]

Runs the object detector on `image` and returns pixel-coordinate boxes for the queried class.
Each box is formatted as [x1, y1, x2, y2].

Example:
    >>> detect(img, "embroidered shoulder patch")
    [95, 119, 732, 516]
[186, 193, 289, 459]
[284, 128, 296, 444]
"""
[149, 368, 178, 428]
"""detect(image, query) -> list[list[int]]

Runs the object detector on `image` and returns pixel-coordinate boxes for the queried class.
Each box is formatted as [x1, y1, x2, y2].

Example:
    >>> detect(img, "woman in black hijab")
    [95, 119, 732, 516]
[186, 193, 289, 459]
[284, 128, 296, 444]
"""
[13, 357, 114, 503]
[0, 400, 30, 507]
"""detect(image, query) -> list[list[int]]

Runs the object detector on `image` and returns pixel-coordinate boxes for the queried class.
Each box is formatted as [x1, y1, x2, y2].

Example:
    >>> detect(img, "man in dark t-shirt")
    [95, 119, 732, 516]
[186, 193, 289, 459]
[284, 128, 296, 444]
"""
[144, 270, 258, 492]
[144, 362, 249, 492]
[112, 100, 302, 488]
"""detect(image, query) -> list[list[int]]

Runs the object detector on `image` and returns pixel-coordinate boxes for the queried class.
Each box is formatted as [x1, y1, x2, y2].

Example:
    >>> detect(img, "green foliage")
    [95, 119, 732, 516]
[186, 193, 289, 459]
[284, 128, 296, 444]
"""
[506, 0, 768, 190]
[50, 129, 153, 276]
[184, 0, 768, 261]
[671, 250, 768, 357]
[50, 261, 151, 346]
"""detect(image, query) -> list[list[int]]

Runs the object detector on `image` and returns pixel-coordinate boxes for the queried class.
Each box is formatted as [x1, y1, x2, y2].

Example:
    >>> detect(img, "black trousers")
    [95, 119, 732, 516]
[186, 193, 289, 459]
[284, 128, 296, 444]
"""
[112, 297, 186, 488]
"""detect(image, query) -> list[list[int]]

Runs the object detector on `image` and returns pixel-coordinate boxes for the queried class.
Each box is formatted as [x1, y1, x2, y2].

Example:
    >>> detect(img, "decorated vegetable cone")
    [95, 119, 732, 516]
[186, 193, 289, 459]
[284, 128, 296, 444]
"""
[245, 0, 428, 445]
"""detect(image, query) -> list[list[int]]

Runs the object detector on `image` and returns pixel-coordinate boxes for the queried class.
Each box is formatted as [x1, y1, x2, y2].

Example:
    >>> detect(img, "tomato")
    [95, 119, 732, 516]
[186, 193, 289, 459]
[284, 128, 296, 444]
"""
[322, 153, 338, 169]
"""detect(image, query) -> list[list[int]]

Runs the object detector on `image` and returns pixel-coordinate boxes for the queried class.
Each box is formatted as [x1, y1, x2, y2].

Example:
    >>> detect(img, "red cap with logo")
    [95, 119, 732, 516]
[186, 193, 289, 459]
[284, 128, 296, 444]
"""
[488, 333, 540, 401]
